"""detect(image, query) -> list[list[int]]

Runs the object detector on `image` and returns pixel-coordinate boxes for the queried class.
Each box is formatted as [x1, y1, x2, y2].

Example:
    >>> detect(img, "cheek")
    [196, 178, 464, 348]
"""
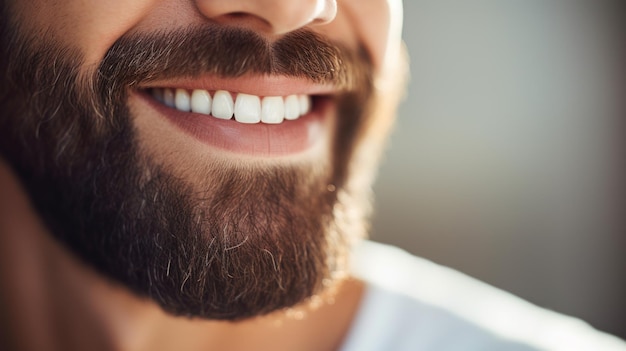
[12, 0, 159, 66]
[69, 0, 160, 65]
[339, 0, 402, 78]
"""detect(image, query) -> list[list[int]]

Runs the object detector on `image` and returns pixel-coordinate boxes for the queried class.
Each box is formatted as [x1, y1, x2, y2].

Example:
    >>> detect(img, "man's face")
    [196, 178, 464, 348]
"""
[0, 0, 403, 319]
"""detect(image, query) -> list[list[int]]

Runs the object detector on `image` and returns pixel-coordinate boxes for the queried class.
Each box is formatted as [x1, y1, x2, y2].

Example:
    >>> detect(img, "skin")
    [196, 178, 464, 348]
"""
[0, 0, 405, 350]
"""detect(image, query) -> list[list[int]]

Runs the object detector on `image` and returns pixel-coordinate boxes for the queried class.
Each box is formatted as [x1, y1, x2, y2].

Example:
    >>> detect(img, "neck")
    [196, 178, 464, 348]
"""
[0, 159, 364, 351]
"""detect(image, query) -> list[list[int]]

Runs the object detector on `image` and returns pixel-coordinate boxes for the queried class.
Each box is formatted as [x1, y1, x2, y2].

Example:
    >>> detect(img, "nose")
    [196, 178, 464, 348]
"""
[195, 0, 337, 35]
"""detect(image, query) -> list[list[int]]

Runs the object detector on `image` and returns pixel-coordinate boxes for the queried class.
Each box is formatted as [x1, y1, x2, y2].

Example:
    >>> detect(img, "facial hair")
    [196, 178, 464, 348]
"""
[0, 8, 374, 320]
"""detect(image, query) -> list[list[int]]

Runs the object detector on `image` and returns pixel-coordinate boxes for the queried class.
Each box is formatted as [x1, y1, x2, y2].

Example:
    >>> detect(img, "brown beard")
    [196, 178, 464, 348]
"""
[0, 7, 374, 320]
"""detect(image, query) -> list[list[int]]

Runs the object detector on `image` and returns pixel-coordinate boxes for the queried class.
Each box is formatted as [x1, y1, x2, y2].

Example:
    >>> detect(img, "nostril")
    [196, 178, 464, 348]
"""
[226, 12, 250, 20]
[210, 12, 273, 34]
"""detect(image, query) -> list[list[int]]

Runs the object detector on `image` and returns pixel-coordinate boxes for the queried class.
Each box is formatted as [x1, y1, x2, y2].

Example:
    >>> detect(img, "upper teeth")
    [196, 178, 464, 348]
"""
[152, 88, 312, 124]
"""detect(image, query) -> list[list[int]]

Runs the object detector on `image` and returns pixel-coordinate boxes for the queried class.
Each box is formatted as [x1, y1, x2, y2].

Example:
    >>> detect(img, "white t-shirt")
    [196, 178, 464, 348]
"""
[340, 241, 626, 351]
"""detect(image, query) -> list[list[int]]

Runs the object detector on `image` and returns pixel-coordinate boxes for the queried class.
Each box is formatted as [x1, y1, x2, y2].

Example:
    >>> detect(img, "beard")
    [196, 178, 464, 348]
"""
[0, 7, 375, 320]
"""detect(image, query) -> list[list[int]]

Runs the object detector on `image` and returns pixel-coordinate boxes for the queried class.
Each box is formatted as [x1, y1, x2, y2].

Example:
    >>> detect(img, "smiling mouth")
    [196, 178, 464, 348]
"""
[137, 79, 337, 157]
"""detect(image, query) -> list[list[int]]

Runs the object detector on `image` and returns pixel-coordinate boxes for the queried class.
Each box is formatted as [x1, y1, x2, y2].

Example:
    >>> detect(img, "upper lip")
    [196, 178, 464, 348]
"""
[139, 75, 340, 97]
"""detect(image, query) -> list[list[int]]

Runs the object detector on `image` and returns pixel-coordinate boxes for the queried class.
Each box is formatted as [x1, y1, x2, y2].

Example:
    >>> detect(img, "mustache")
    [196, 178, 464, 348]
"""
[97, 25, 372, 94]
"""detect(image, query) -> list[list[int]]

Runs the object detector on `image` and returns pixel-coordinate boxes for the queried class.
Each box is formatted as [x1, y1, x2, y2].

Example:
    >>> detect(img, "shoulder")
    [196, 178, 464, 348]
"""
[340, 240, 626, 351]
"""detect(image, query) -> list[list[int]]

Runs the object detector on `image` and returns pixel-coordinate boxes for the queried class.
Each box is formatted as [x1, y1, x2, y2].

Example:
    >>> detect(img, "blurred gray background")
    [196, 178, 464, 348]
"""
[371, 0, 624, 338]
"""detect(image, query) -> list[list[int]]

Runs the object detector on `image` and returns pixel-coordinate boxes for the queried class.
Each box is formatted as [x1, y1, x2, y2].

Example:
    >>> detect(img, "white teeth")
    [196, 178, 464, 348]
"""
[212, 90, 234, 120]
[163, 88, 175, 108]
[261, 96, 285, 124]
[174, 89, 190, 112]
[299, 95, 311, 115]
[234, 93, 261, 124]
[284, 95, 300, 121]
[190, 89, 211, 115]
[152, 88, 313, 124]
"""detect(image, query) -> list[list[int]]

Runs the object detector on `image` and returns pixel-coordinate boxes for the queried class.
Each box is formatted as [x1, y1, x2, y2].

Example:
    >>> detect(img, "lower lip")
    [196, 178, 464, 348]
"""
[137, 91, 332, 156]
